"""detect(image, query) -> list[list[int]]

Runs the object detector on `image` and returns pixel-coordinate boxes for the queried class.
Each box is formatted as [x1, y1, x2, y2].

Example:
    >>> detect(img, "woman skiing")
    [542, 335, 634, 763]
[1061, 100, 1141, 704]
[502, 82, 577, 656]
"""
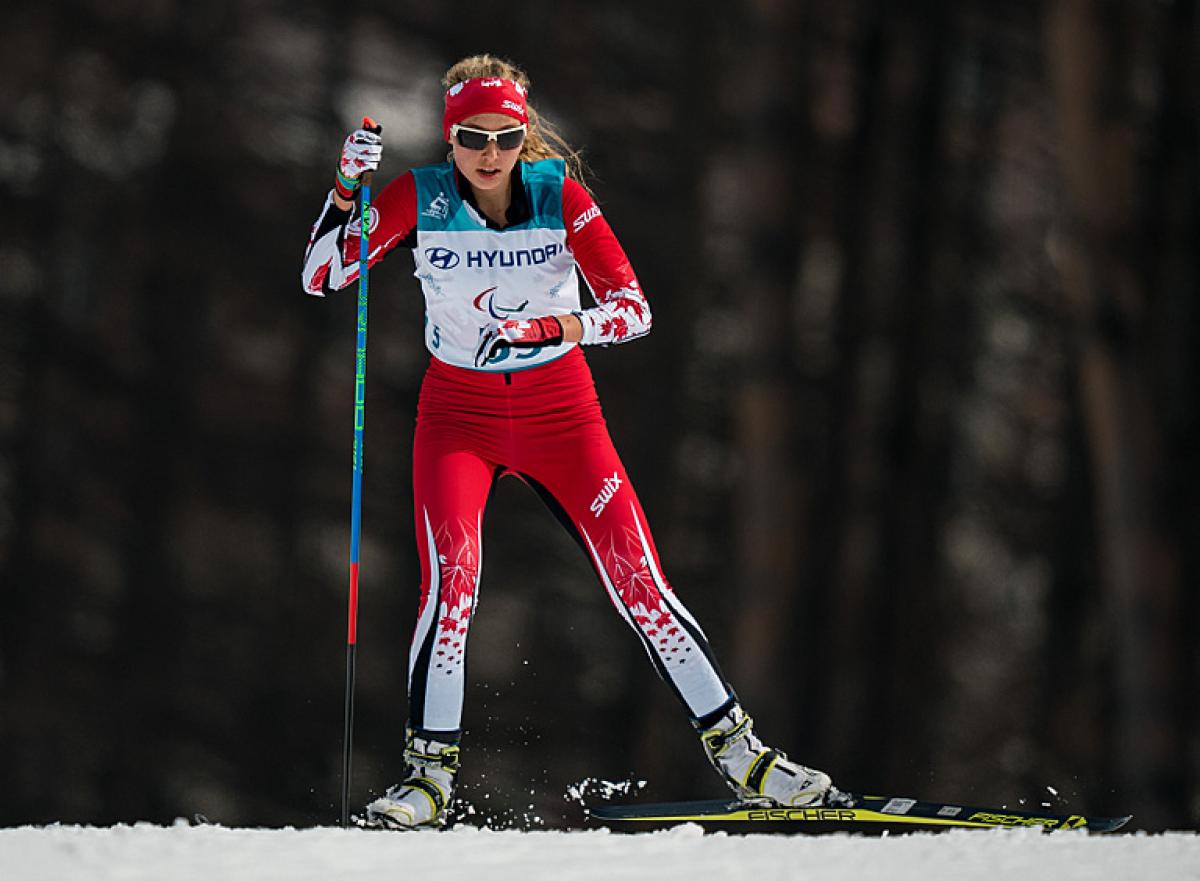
[302, 54, 834, 828]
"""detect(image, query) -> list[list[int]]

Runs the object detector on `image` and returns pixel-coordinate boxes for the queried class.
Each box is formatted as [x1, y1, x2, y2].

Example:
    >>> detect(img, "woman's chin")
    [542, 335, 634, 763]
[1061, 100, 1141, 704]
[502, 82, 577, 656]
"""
[472, 169, 505, 187]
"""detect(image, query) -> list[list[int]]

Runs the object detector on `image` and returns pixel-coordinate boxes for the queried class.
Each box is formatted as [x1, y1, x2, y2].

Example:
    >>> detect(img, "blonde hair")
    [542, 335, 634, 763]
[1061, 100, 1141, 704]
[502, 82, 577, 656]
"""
[442, 54, 589, 187]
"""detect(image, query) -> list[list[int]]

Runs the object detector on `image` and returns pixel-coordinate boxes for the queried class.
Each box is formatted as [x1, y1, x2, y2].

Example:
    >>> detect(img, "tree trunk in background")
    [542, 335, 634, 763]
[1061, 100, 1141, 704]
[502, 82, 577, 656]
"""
[1046, 0, 1183, 827]
[811, 3, 892, 778]
[721, 1, 807, 737]
[804, 3, 957, 787]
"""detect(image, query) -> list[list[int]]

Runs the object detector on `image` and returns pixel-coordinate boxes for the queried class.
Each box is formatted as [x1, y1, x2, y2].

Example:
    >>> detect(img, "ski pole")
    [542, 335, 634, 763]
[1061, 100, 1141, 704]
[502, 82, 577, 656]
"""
[342, 115, 381, 827]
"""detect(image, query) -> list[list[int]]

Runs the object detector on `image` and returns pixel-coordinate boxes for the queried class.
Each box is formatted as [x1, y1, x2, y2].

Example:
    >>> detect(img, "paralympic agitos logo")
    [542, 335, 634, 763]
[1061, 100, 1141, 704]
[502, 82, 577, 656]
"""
[473, 287, 529, 319]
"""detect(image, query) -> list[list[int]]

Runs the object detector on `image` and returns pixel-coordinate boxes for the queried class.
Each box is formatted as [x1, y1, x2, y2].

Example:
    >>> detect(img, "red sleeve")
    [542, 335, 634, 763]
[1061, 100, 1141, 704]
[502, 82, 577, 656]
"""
[563, 178, 640, 299]
[561, 178, 652, 345]
[340, 171, 419, 269]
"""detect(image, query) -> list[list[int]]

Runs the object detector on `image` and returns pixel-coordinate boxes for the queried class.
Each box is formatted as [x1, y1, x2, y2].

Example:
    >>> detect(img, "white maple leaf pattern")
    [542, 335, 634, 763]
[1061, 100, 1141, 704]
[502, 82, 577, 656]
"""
[597, 526, 691, 667]
[429, 518, 479, 674]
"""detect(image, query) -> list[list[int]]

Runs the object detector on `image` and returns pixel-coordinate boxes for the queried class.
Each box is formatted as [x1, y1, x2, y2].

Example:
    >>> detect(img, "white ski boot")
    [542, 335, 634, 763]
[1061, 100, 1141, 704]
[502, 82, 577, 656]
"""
[700, 705, 832, 807]
[365, 730, 460, 829]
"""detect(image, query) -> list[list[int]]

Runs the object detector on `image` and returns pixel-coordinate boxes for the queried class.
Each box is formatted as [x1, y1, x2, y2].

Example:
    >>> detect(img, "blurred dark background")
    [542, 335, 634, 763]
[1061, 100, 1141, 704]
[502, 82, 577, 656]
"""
[1, 0, 1196, 833]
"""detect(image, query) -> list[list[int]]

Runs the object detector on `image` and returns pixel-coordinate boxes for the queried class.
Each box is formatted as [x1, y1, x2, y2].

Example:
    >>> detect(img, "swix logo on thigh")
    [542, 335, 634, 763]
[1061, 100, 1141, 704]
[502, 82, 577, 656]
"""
[590, 472, 623, 518]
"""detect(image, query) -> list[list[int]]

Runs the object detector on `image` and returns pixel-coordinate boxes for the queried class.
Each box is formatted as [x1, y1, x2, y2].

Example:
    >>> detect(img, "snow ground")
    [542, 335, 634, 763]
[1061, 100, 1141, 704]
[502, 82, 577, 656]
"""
[1, 823, 1197, 881]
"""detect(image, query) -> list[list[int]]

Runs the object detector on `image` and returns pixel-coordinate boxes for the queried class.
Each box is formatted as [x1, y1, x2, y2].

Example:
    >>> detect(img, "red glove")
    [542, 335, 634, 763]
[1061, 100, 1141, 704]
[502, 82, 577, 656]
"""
[474, 316, 564, 368]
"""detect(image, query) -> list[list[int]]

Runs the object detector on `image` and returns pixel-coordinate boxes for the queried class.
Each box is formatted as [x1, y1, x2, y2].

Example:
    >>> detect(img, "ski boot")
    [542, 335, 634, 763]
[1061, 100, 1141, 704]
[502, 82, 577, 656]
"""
[700, 705, 832, 807]
[365, 730, 460, 829]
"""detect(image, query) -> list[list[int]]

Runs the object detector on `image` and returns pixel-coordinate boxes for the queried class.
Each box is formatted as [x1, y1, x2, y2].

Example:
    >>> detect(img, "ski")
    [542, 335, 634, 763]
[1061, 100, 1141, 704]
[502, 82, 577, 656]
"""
[586, 793, 1131, 833]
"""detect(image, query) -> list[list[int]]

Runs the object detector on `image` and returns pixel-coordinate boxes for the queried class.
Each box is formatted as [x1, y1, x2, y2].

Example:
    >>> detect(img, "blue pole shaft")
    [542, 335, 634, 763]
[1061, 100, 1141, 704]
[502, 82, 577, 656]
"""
[341, 166, 373, 827]
[349, 174, 371, 633]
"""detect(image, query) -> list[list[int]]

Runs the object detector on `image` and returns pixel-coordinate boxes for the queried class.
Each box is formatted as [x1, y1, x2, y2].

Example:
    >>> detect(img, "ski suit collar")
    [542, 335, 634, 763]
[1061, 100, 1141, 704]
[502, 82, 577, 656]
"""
[454, 161, 530, 230]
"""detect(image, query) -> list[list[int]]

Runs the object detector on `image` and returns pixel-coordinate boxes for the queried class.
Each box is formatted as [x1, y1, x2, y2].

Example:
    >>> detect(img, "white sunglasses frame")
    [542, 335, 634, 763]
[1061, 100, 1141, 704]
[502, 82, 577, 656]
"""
[449, 123, 528, 150]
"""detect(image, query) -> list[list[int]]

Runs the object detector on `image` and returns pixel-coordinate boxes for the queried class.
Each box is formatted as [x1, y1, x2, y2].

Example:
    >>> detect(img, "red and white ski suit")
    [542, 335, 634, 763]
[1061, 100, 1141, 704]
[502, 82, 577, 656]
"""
[302, 161, 735, 738]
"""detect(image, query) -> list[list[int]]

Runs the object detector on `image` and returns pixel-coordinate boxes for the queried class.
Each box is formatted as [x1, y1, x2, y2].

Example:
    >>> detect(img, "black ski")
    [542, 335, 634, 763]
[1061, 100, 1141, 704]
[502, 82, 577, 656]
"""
[586, 793, 1131, 832]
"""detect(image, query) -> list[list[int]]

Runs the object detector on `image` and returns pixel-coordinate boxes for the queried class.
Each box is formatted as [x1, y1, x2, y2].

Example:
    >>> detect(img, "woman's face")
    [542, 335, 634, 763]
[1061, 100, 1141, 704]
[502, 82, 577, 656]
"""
[450, 113, 525, 196]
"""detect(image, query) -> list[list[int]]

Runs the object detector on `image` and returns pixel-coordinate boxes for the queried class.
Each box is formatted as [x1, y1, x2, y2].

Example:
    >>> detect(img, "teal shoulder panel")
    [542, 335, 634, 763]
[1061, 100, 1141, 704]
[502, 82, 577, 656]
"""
[411, 162, 477, 232]
[411, 159, 565, 232]
[519, 159, 566, 230]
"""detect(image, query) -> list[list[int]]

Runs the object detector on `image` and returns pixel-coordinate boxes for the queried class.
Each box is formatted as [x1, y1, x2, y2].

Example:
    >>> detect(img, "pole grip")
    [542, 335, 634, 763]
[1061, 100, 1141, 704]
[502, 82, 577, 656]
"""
[358, 116, 381, 193]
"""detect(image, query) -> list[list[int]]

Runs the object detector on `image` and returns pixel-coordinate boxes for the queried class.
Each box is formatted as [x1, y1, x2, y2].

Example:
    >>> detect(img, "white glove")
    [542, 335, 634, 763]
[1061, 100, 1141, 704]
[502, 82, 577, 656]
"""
[339, 129, 382, 180]
[335, 119, 383, 200]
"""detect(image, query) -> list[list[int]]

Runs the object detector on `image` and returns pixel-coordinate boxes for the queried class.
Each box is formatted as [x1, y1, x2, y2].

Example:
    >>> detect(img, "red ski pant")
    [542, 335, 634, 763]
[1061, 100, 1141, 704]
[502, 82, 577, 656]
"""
[407, 348, 733, 737]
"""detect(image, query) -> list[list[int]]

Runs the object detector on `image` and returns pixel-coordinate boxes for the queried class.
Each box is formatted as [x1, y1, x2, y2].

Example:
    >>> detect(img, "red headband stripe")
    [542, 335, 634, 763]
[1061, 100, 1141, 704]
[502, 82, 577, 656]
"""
[443, 77, 529, 141]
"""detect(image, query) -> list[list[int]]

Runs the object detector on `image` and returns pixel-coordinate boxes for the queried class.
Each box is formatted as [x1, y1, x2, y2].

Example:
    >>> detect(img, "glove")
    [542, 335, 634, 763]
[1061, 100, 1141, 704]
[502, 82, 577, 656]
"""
[335, 117, 383, 201]
[474, 316, 564, 368]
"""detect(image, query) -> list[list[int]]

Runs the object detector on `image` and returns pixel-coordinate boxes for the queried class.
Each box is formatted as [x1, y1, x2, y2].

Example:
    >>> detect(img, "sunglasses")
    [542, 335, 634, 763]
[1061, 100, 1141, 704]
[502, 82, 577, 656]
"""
[450, 123, 527, 151]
